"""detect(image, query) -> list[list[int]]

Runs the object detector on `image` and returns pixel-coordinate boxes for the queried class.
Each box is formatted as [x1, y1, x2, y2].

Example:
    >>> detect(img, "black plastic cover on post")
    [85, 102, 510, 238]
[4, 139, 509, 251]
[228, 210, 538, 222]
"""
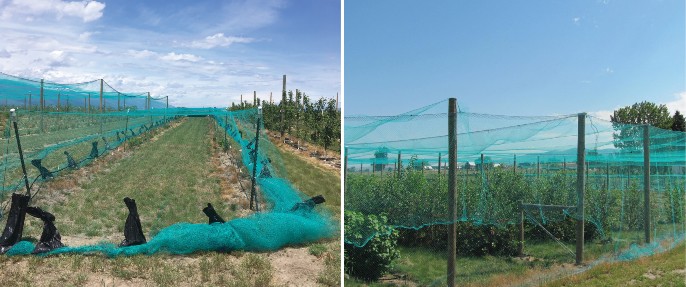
[120, 197, 146, 247]
[90, 141, 99, 158]
[31, 159, 54, 180]
[0, 193, 30, 254]
[64, 151, 78, 169]
[202, 203, 226, 224]
[26, 206, 64, 254]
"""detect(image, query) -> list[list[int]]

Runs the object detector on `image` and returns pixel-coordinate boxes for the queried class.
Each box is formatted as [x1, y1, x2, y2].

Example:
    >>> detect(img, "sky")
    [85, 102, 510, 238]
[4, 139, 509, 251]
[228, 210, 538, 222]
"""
[344, 0, 686, 121]
[0, 0, 340, 107]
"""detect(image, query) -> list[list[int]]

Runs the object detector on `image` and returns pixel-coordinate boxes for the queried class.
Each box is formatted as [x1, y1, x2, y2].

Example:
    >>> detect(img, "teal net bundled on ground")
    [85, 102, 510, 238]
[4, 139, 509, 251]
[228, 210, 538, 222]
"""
[0, 73, 336, 257]
[344, 99, 685, 285]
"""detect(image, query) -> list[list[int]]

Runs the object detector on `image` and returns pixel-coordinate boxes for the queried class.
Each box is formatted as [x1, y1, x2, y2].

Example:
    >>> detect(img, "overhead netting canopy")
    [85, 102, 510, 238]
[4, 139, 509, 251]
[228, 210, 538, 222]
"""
[345, 99, 685, 262]
[0, 73, 335, 257]
[0, 72, 166, 111]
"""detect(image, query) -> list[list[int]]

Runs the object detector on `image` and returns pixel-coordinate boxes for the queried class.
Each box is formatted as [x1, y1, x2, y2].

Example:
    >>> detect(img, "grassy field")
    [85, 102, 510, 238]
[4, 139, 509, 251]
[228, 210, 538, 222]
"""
[273, 135, 342, 285]
[346, 239, 685, 286]
[546, 243, 685, 287]
[0, 117, 340, 286]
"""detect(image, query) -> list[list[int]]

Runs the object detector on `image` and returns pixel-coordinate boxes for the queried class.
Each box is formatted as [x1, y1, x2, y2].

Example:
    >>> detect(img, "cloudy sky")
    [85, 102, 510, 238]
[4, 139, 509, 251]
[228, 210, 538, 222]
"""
[0, 0, 340, 107]
[345, 0, 685, 120]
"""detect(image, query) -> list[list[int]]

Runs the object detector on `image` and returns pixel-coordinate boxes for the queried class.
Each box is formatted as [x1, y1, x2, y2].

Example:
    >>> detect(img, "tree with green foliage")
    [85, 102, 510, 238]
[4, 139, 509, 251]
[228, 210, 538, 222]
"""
[610, 101, 672, 150]
[672, 110, 685, 132]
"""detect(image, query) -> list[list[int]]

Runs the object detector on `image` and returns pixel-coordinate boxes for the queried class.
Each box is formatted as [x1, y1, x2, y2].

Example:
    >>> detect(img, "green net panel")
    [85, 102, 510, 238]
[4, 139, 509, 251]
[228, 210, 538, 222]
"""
[0, 73, 335, 256]
[344, 99, 685, 278]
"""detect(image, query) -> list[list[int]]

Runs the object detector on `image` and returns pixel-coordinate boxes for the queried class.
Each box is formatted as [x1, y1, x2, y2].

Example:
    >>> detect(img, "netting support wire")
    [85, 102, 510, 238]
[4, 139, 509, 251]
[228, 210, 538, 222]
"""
[250, 106, 262, 212]
[447, 98, 458, 287]
[575, 112, 586, 265]
[643, 124, 651, 244]
[10, 109, 31, 198]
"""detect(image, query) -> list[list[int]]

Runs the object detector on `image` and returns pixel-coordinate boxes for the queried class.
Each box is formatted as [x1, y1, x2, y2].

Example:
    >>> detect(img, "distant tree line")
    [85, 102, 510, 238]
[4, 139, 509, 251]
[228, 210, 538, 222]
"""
[229, 90, 341, 152]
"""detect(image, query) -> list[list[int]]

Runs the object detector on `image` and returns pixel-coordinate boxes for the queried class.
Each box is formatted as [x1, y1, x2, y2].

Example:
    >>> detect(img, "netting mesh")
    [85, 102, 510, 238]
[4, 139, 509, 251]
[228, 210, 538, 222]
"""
[0, 74, 335, 257]
[345, 99, 685, 272]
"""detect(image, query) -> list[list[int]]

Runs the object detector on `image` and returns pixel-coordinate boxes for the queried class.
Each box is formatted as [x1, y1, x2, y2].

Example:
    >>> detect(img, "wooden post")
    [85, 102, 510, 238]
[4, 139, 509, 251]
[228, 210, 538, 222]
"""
[270, 92, 272, 104]
[344, 147, 348, 182]
[438, 152, 442, 175]
[280, 75, 286, 138]
[40, 79, 44, 111]
[514, 154, 517, 174]
[336, 92, 339, 110]
[537, 156, 540, 178]
[240, 94, 243, 106]
[643, 125, 651, 244]
[99, 79, 103, 113]
[519, 200, 524, 256]
[606, 162, 610, 192]
[575, 113, 586, 265]
[447, 98, 458, 287]
[397, 151, 402, 177]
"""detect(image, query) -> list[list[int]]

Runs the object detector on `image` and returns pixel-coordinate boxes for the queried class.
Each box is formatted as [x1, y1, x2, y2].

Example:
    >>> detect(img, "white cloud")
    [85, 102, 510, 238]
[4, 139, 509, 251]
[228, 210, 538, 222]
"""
[665, 92, 686, 113]
[0, 48, 10, 58]
[573, 17, 581, 25]
[589, 109, 614, 121]
[127, 49, 157, 59]
[160, 52, 202, 62]
[188, 33, 255, 49]
[1, 0, 105, 22]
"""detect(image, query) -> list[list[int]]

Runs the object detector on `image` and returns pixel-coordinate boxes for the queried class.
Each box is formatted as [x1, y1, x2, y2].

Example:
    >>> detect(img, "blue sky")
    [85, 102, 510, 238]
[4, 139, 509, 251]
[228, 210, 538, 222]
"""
[0, 0, 340, 107]
[344, 0, 685, 120]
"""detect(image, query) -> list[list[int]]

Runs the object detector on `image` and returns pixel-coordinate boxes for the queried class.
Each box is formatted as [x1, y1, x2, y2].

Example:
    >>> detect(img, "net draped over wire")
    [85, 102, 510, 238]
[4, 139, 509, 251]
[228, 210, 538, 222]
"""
[345, 99, 685, 261]
[0, 73, 335, 256]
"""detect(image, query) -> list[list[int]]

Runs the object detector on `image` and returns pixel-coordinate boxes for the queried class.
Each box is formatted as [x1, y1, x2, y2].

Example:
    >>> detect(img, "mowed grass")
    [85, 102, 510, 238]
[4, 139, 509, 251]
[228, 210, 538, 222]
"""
[347, 241, 686, 287]
[49, 117, 234, 237]
[546, 242, 686, 287]
[0, 116, 341, 286]
[278, 147, 341, 217]
[275, 142, 342, 285]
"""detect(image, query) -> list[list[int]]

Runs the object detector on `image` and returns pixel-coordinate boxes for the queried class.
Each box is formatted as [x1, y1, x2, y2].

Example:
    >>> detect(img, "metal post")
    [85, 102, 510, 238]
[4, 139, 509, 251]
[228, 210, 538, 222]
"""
[447, 98, 458, 287]
[99, 79, 103, 113]
[643, 125, 651, 243]
[28, 93, 31, 111]
[250, 107, 262, 211]
[10, 109, 31, 197]
[117, 92, 121, 111]
[575, 113, 586, 265]
[57, 93, 61, 111]
[88, 93, 91, 113]
[253, 91, 256, 106]
[280, 74, 286, 138]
